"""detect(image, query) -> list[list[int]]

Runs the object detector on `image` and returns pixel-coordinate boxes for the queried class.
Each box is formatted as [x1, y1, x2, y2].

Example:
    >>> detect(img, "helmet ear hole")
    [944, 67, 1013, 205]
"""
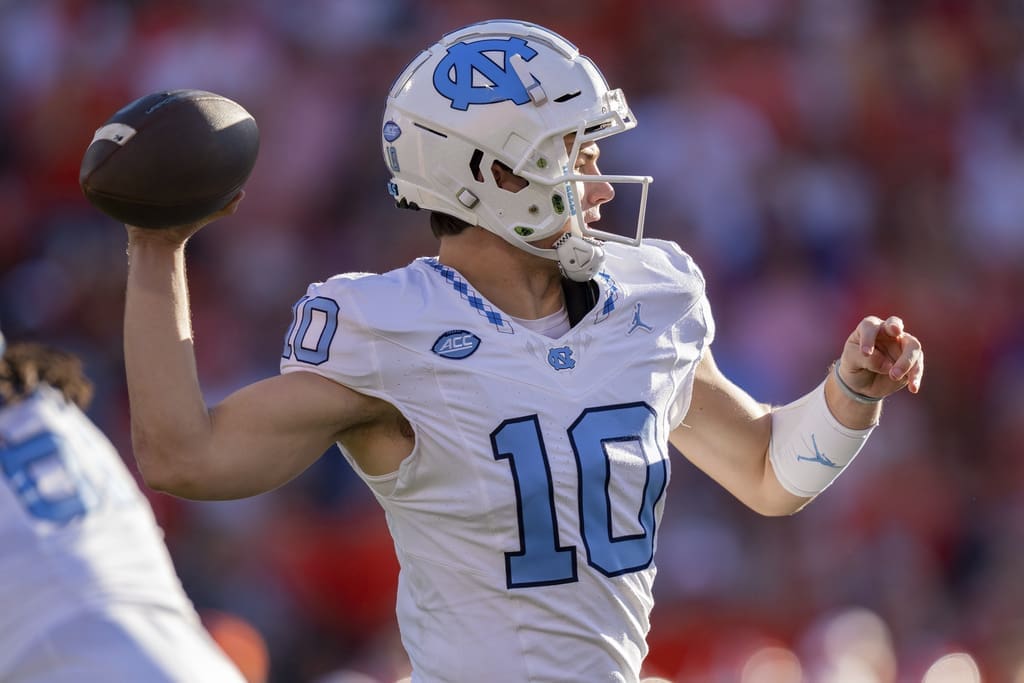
[490, 160, 530, 193]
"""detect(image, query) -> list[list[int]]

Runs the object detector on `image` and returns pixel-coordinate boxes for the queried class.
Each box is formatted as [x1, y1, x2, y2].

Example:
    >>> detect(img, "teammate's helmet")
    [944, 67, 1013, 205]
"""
[382, 19, 652, 281]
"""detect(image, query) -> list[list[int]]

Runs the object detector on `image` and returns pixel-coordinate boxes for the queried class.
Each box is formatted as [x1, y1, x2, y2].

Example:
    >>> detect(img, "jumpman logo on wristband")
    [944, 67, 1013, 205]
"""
[796, 434, 841, 468]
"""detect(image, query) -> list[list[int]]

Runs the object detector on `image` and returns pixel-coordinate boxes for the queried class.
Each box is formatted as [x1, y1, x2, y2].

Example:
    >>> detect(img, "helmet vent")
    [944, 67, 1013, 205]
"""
[469, 149, 484, 182]
[554, 91, 582, 103]
[413, 122, 448, 138]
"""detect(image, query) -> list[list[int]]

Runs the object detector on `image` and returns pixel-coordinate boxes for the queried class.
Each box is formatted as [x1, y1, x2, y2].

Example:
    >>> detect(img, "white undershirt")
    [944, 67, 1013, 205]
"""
[510, 306, 571, 338]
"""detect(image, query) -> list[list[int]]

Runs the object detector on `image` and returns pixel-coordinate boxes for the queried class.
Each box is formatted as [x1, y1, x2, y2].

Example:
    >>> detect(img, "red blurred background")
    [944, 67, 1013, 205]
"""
[2, 1, 1022, 681]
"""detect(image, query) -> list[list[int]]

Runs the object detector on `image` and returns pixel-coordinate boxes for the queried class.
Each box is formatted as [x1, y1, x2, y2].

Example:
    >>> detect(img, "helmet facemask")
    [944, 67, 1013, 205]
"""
[383, 20, 652, 281]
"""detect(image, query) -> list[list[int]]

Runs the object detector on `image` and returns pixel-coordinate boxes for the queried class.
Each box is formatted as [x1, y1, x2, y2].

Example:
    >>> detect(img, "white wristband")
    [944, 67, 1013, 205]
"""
[768, 380, 875, 498]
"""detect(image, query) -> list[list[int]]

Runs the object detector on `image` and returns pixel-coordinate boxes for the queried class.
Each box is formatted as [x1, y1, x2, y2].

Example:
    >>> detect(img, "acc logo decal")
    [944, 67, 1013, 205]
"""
[433, 37, 538, 111]
[383, 120, 402, 142]
[432, 330, 481, 359]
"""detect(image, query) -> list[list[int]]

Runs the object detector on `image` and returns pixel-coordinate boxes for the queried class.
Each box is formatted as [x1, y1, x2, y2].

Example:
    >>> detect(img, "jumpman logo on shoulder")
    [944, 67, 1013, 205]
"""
[627, 303, 654, 335]
[796, 434, 841, 469]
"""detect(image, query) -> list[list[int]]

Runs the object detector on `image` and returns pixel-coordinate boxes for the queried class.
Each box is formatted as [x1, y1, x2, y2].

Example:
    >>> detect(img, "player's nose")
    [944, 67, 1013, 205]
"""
[585, 179, 614, 209]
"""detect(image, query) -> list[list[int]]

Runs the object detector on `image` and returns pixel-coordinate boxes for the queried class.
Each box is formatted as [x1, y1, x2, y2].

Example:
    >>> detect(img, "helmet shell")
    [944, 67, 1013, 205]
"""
[382, 20, 637, 247]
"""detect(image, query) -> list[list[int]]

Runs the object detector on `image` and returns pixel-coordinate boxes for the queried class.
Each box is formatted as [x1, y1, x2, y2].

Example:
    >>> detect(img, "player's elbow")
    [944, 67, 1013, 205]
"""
[134, 447, 198, 497]
[131, 430, 211, 499]
[746, 497, 808, 517]
[741, 487, 812, 517]
[138, 465, 193, 498]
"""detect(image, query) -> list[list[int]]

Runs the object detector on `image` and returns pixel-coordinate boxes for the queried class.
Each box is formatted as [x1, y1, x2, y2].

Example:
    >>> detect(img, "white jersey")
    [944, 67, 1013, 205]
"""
[0, 385, 198, 672]
[281, 239, 715, 682]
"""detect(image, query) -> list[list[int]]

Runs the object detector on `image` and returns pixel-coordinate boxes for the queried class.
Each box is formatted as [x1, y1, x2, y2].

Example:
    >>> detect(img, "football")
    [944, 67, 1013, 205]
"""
[79, 89, 259, 229]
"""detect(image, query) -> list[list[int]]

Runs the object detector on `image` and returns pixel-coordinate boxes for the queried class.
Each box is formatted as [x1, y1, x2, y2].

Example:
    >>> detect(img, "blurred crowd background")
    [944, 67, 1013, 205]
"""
[2, 0, 1023, 681]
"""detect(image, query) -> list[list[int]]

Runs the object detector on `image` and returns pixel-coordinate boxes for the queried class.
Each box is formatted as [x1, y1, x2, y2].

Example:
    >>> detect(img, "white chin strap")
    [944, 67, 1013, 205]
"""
[516, 232, 606, 282]
[552, 233, 606, 281]
[500, 226, 606, 282]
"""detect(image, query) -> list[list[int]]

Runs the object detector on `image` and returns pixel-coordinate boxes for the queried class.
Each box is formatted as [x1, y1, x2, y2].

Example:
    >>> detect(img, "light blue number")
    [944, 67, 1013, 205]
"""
[491, 416, 577, 588]
[282, 296, 339, 365]
[491, 403, 666, 588]
[282, 296, 309, 358]
[0, 432, 90, 524]
[570, 403, 665, 577]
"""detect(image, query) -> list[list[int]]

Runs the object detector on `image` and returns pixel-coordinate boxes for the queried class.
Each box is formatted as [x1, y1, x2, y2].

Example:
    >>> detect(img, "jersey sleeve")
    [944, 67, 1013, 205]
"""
[279, 275, 386, 398]
[644, 239, 717, 429]
[646, 238, 716, 348]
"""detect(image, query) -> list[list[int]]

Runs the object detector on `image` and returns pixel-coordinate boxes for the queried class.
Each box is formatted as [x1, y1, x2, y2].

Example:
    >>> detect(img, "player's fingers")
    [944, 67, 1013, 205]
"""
[883, 315, 904, 339]
[888, 332, 923, 382]
[218, 190, 245, 216]
[860, 343, 895, 375]
[855, 316, 884, 355]
[201, 190, 245, 225]
[907, 351, 925, 393]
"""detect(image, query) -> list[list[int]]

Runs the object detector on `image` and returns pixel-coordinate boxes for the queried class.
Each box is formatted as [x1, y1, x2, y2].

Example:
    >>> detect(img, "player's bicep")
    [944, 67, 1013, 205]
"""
[177, 371, 373, 500]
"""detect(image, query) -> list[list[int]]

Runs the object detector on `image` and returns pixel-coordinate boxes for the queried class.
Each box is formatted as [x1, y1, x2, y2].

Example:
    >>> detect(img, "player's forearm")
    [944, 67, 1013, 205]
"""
[124, 237, 213, 490]
[672, 405, 805, 516]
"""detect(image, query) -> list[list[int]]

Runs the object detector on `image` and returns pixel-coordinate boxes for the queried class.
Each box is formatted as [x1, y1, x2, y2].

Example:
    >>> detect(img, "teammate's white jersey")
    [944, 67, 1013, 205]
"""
[0, 385, 208, 674]
[282, 239, 715, 682]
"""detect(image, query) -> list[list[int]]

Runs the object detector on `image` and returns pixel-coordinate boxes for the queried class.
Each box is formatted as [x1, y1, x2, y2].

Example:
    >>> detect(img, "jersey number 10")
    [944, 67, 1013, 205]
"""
[491, 402, 667, 589]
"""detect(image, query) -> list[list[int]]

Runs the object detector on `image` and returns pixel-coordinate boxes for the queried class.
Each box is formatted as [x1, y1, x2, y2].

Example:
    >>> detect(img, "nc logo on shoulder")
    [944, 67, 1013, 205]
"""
[433, 37, 538, 111]
[432, 330, 481, 359]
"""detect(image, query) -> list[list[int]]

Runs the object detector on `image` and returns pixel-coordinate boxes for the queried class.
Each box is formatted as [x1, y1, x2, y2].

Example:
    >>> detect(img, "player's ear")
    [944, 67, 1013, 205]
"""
[491, 161, 529, 193]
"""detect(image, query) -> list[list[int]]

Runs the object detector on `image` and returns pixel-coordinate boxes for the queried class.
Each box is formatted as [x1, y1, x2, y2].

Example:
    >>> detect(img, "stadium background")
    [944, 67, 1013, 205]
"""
[1, 1, 1022, 681]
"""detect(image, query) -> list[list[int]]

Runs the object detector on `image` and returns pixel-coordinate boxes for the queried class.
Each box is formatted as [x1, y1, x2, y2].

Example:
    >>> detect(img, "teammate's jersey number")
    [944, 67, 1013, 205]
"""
[1, 431, 93, 525]
[491, 402, 666, 588]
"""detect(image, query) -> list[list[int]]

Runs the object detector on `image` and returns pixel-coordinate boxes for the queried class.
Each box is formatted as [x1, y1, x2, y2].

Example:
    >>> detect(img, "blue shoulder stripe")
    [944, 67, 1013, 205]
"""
[426, 258, 515, 334]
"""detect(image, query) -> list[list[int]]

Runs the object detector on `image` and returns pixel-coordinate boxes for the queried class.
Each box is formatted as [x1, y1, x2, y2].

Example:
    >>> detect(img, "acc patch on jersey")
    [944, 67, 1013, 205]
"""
[432, 330, 481, 359]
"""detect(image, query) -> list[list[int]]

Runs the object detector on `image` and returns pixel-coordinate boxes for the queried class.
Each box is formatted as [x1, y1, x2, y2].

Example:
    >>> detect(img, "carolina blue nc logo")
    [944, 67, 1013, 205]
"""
[432, 330, 481, 359]
[547, 346, 576, 371]
[433, 37, 538, 111]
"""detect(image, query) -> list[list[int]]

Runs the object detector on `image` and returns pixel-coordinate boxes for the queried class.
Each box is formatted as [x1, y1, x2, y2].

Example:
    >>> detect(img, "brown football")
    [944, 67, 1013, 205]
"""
[79, 89, 259, 228]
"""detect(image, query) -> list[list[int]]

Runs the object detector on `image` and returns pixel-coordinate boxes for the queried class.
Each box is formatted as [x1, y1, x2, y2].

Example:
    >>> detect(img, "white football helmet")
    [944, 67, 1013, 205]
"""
[382, 19, 652, 281]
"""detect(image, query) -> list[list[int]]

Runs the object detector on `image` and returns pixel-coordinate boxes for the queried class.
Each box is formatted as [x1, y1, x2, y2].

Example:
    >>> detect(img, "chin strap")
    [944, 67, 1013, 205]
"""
[553, 233, 606, 282]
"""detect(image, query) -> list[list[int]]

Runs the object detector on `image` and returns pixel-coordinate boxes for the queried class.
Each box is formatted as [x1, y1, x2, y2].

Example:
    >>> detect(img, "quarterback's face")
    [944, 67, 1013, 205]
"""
[573, 140, 615, 227]
[532, 139, 615, 249]
[492, 137, 615, 248]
